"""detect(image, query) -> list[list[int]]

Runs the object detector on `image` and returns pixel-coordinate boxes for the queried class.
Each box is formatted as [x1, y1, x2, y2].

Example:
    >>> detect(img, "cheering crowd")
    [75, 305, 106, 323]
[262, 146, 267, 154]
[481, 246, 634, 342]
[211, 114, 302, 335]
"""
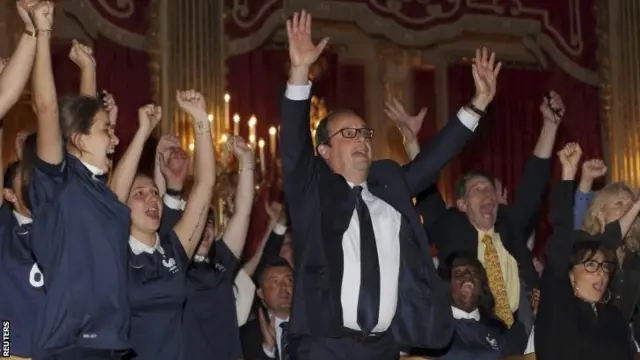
[1, 2, 639, 360]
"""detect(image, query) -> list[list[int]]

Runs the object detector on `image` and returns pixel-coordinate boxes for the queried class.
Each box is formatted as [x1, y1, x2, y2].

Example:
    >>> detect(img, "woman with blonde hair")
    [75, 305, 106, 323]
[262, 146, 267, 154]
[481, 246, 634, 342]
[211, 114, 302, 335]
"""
[574, 160, 640, 350]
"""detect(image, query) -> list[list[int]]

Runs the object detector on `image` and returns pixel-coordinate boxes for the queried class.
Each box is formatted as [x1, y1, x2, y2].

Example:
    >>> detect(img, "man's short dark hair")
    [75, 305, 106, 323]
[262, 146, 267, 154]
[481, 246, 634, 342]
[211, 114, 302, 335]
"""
[314, 109, 359, 148]
[255, 256, 293, 288]
[454, 171, 496, 199]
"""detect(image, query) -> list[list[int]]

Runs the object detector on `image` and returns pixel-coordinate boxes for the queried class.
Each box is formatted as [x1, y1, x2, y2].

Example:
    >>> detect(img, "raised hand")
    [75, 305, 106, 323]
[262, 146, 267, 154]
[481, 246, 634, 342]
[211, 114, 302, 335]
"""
[160, 147, 189, 189]
[495, 179, 508, 205]
[286, 10, 329, 69]
[265, 201, 286, 225]
[29, 1, 54, 31]
[557, 142, 582, 178]
[154, 134, 180, 196]
[101, 91, 118, 144]
[138, 104, 162, 136]
[384, 97, 427, 143]
[230, 136, 254, 167]
[69, 39, 95, 70]
[471, 47, 502, 107]
[16, 0, 36, 31]
[581, 159, 607, 181]
[540, 91, 565, 124]
[176, 89, 207, 120]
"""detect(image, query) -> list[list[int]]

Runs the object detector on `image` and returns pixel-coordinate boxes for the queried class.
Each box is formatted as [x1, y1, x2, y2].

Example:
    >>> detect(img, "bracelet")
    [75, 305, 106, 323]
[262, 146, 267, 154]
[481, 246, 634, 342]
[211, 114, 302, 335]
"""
[36, 29, 52, 37]
[165, 188, 182, 197]
[466, 103, 487, 117]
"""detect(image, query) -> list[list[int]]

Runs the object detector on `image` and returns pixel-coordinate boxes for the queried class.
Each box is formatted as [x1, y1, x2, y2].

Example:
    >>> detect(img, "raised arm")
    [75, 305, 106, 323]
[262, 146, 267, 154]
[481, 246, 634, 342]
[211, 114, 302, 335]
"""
[221, 136, 255, 258]
[109, 105, 161, 202]
[280, 11, 329, 198]
[401, 47, 501, 197]
[31, 1, 62, 165]
[545, 143, 581, 274]
[173, 90, 216, 259]
[573, 159, 605, 229]
[0, 1, 37, 119]
[155, 135, 189, 235]
[68, 40, 96, 97]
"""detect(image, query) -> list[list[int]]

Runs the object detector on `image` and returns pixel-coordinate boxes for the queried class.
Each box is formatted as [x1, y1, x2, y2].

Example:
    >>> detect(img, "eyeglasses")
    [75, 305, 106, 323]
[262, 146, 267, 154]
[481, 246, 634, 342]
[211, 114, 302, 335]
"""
[581, 260, 615, 274]
[327, 128, 375, 142]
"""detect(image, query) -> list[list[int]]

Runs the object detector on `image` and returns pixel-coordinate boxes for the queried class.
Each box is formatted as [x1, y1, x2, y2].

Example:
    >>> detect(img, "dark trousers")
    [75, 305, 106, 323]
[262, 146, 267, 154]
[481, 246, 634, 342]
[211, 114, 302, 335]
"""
[291, 331, 398, 360]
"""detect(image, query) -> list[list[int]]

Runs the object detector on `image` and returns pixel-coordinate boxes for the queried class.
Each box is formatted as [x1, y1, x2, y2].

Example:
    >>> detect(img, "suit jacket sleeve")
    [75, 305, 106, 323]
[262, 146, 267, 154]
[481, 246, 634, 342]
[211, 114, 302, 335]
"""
[280, 85, 316, 203]
[504, 155, 551, 235]
[415, 184, 450, 246]
[573, 188, 593, 229]
[402, 109, 477, 197]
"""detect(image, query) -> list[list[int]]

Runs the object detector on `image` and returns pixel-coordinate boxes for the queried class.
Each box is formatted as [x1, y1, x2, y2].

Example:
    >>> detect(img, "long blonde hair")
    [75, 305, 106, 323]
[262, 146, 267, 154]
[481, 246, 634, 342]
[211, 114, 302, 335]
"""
[581, 182, 635, 235]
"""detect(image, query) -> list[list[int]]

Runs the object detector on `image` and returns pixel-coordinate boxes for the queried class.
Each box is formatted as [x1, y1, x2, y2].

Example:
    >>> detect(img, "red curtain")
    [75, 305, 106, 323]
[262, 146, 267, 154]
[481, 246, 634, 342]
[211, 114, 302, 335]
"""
[446, 63, 601, 258]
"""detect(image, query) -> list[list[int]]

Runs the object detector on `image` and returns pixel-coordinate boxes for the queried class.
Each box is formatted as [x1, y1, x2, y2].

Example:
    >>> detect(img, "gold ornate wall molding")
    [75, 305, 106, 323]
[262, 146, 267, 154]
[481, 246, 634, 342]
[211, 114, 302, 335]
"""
[596, 0, 640, 186]
[60, 0, 148, 51]
[226, 0, 598, 86]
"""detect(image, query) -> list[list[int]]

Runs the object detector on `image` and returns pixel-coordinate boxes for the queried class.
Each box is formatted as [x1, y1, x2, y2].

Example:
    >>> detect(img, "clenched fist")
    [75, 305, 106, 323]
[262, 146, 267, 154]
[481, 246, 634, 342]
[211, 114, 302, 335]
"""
[176, 90, 207, 120]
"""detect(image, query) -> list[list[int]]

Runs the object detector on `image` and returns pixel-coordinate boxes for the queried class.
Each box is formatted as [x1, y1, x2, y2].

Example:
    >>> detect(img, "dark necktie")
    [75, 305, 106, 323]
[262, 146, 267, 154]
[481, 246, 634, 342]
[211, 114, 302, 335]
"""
[353, 186, 380, 333]
[279, 321, 290, 360]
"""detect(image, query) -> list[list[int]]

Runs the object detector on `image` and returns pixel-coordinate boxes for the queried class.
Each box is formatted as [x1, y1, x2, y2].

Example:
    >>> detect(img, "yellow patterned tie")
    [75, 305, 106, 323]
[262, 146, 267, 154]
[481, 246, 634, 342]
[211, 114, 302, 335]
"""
[482, 234, 514, 327]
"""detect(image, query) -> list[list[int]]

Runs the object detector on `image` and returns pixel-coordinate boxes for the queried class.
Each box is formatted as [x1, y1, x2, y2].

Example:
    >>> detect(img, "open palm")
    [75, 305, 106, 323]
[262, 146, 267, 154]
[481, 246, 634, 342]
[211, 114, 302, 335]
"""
[287, 11, 329, 68]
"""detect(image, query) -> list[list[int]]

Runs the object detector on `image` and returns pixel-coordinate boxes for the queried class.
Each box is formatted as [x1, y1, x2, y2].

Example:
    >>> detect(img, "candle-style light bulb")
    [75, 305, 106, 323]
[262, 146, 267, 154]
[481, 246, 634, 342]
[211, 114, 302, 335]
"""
[233, 114, 240, 123]
[248, 115, 257, 128]
[224, 93, 230, 103]
[249, 134, 256, 143]
[207, 114, 213, 122]
[188, 142, 195, 151]
[258, 139, 265, 148]
[268, 126, 277, 135]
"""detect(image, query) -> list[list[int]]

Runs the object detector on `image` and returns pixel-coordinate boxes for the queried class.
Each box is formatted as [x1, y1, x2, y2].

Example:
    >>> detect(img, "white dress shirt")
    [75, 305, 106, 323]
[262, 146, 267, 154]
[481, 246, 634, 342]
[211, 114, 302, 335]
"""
[262, 315, 290, 359]
[451, 306, 481, 321]
[13, 211, 33, 226]
[285, 82, 479, 332]
[233, 268, 255, 327]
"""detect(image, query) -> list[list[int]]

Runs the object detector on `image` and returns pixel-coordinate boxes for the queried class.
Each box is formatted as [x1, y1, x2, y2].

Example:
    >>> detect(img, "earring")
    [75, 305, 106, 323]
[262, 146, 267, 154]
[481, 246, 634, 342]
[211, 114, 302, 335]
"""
[600, 289, 612, 304]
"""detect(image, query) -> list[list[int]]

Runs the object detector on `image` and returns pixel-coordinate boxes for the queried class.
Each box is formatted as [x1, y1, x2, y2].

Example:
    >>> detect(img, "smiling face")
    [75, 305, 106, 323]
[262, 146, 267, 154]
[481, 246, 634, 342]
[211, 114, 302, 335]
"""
[457, 175, 498, 231]
[570, 249, 613, 303]
[450, 260, 482, 312]
[79, 110, 117, 172]
[317, 112, 373, 177]
[127, 175, 163, 235]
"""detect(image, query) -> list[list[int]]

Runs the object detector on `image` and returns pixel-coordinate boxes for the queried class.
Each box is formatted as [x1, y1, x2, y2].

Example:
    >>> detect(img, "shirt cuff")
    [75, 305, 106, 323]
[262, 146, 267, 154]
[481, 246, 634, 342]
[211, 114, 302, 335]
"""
[262, 344, 276, 358]
[163, 194, 186, 211]
[576, 188, 594, 200]
[285, 82, 312, 101]
[273, 223, 288, 236]
[457, 107, 480, 131]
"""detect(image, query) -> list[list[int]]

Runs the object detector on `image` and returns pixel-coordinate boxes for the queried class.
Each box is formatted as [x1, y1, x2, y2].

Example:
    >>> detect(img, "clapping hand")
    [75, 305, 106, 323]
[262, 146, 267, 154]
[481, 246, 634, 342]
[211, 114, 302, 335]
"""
[176, 90, 207, 121]
[69, 39, 95, 70]
[384, 97, 426, 143]
[29, 1, 54, 31]
[557, 142, 582, 179]
[258, 307, 277, 352]
[540, 91, 565, 124]
[138, 104, 162, 137]
[286, 10, 329, 69]
[471, 47, 502, 109]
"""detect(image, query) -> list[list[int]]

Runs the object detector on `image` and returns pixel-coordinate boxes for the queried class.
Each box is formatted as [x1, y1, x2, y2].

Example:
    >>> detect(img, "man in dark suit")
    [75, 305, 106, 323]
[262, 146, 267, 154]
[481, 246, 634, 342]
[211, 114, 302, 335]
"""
[280, 11, 502, 359]
[413, 92, 564, 331]
[241, 257, 294, 360]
